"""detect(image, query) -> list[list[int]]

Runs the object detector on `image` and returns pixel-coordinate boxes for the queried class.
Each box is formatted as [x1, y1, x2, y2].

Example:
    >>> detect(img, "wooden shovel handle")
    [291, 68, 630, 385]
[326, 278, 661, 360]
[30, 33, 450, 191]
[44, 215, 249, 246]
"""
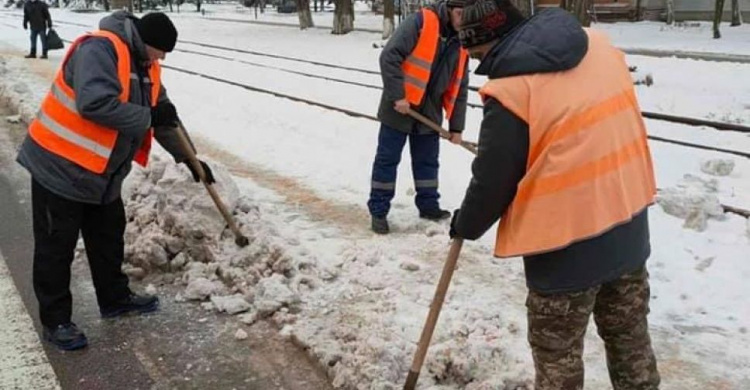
[404, 238, 464, 390]
[407, 109, 478, 156]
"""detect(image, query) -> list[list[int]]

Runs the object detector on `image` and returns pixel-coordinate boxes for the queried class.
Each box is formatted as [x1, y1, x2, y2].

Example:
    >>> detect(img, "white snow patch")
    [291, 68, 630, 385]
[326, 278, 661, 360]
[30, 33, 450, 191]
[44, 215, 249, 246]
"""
[657, 174, 726, 231]
[210, 294, 252, 315]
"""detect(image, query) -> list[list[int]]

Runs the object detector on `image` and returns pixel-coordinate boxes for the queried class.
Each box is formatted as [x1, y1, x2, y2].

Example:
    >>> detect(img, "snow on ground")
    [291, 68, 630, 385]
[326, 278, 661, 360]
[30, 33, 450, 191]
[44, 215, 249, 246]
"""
[1, 9, 750, 389]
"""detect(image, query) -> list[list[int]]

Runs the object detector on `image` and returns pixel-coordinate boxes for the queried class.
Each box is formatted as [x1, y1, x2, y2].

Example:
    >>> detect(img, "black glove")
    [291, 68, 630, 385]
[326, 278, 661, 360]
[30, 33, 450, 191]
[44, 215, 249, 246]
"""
[449, 209, 460, 239]
[184, 160, 215, 184]
[150, 102, 178, 128]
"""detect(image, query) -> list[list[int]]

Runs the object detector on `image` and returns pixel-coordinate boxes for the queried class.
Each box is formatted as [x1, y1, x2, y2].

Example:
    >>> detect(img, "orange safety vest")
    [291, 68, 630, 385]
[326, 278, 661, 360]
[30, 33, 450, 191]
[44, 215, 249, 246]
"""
[402, 8, 469, 120]
[479, 28, 657, 258]
[29, 30, 161, 174]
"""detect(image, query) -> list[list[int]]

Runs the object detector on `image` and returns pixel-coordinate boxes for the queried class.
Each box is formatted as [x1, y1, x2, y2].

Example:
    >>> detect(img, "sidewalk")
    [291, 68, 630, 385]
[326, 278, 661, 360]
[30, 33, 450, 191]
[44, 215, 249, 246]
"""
[0, 250, 60, 390]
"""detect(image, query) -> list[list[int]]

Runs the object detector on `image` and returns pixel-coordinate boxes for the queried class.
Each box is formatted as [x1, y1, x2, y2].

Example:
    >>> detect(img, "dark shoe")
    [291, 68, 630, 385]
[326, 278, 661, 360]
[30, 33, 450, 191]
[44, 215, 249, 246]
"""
[40, 54, 48, 59]
[419, 208, 452, 221]
[43, 323, 88, 351]
[24, 53, 36, 59]
[101, 293, 159, 318]
[372, 216, 389, 234]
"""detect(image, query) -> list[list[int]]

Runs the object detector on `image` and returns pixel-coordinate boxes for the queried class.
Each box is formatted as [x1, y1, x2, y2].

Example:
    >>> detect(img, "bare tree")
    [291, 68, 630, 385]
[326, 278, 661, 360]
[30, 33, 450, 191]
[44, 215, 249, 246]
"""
[666, 0, 674, 25]
[510, 0, 531, 17]
[714, 0, 725, 38]
[332, 0, 354, 34]
[297, 0, 315, 29]
[383, 0, 395, 39]
[102, 0, 110, 11]
[196, 0, 202, 12]
[560, 0, 592, 26]
[731, 0, 743, 26]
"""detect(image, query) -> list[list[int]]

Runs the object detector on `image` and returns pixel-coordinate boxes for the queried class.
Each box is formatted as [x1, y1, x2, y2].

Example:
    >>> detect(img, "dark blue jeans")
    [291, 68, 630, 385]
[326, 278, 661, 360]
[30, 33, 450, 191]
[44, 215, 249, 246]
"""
[30, 29, 48, 56]
[368, 123, 440, 218]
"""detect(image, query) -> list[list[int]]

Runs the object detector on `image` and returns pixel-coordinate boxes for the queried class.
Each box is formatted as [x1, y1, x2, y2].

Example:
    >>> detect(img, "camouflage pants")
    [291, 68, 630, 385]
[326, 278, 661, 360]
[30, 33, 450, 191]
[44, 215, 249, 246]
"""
[526, 267, 660, 390]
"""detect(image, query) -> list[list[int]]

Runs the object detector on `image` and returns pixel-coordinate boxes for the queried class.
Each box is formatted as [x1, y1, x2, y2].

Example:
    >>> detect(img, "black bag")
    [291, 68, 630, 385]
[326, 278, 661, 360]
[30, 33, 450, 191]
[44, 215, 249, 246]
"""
[46, 29, 64, 51]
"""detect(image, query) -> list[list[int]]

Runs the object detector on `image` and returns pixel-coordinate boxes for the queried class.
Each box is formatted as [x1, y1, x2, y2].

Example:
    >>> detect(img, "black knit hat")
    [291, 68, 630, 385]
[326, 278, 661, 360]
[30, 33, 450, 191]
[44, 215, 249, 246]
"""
[134, 12, 178, 53]
[459, 0, 526, 49]
[446, 0, 466, 8]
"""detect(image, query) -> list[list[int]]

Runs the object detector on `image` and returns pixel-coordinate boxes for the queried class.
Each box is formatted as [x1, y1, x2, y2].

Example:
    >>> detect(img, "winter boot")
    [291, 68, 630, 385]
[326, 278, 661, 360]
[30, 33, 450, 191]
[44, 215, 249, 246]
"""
[24, 53, 36, 59]
[40, 53, 48, 59]
[372, 216, 389, 234]
[100, 293, 159, 318]
[419, 208, 452, 221]
[43, 323, 88, 351]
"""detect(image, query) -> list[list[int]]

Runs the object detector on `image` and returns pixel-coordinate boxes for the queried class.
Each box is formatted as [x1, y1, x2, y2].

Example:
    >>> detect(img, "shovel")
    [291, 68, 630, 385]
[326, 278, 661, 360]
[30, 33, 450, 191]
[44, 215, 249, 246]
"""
[404, 238, 464, 389]
[407, 109, 478, 155]
[174, 123, 250, 247]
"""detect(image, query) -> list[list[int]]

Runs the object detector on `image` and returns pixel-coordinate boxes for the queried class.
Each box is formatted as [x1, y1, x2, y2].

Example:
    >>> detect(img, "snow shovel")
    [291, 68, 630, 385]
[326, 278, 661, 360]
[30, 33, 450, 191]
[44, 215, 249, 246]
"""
[174, 123, 250, 247]
[407, 109, 478, 156]
[404, 238, 464, 390]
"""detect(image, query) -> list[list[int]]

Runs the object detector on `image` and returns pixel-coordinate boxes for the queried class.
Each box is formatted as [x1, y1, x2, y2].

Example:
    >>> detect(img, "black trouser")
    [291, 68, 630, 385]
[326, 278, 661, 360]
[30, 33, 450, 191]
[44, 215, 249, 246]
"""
[32, 179, 131, 328]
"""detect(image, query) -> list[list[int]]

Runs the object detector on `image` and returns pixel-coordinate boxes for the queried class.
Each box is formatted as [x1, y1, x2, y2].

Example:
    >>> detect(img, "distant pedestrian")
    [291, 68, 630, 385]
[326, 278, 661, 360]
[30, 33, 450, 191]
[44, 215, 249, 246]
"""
[23, 0, 52, 59]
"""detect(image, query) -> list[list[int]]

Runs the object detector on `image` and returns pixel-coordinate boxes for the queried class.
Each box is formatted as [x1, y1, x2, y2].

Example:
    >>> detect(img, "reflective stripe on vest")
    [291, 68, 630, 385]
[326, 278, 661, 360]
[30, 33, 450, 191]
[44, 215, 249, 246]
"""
[402, 8, 468, 119]
[478, 28, 657, 258]
[28, 30, 161, 174]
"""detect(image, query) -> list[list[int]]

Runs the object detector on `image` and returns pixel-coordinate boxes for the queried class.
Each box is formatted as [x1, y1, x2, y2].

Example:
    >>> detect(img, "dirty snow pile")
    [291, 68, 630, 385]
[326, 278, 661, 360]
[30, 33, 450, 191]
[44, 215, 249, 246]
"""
[119, 155, 319, 328]
[655, 157, 739, 232]
[114, 154, 534, 389]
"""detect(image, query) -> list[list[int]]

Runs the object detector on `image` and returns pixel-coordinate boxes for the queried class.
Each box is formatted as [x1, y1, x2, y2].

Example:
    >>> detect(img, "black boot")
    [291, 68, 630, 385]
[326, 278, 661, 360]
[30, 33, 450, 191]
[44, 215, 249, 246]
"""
[419, 208, 452, 221]
[40, 53, 48, 59]
[24, 53, 36, 59]
[100, 293, 159, 318]
[371, 216, 389, 234]
[43, 323, 88, 351]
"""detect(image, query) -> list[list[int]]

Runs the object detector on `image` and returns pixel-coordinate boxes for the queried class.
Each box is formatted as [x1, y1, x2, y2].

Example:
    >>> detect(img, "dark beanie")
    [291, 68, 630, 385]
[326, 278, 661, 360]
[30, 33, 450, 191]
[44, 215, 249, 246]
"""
[459, 0, 526, 49]
[134, 12, 178, 53]
[446, 0, 466, 8]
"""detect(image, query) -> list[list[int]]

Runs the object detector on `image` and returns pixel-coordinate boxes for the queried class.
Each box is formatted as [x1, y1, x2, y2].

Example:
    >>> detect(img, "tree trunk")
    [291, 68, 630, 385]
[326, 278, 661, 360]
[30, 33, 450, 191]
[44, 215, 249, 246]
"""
[297, 0, 315, 29]
[196, 0, 202, 12]
[510, 0, 531, 17]
[575, 0, 592, 26]
[666, 0, 674, 24]
[332, 0, 354, 34]
[731, 0, 742, 25]
[137, 0, 142, 13]
[561, 0, 591, 27]
[714, 0, 725, 38]
[102, 0, 110, 11]
[383, 0, 395, 39]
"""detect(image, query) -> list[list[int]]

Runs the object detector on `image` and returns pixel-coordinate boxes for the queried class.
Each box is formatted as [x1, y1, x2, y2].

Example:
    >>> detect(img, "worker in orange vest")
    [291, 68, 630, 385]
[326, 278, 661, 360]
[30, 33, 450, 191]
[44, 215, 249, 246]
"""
[16, 11, 214, 351]
[368, 0, 470, 234]
[451, 0, 661, 388]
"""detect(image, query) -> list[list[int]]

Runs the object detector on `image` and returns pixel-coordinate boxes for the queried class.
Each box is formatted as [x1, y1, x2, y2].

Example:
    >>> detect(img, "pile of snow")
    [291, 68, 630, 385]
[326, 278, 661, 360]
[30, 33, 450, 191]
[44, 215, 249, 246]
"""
[700, 158, 735, 177]
[120, 155, 317, 326]
[657, 174, 726, 231]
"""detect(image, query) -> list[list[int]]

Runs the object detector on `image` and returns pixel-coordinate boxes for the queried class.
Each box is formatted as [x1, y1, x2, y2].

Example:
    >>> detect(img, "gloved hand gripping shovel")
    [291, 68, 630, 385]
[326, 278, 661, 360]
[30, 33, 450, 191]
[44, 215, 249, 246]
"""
[174, 123, 250, 247]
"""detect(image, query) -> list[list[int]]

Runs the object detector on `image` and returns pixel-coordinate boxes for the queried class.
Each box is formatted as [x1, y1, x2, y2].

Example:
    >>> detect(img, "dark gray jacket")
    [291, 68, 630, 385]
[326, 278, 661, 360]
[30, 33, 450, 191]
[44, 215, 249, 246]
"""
[23, 0, 51, 31]
[377, 2, 469, 134]
[17, 11, 194, 205]
[453, 9, 650, 294]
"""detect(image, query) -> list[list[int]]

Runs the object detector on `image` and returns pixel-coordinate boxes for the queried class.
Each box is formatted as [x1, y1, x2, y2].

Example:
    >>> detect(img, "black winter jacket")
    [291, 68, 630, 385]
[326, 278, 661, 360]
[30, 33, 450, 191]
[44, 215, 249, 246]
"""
[23, 0, 51, 31]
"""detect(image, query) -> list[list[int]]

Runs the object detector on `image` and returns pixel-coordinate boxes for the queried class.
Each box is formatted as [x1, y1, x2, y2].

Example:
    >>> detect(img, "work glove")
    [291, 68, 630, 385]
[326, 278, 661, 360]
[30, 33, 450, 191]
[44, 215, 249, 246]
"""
[449, 209, 460, 239]
[183, 160, 216, 185]
[150, 102, 178, 128]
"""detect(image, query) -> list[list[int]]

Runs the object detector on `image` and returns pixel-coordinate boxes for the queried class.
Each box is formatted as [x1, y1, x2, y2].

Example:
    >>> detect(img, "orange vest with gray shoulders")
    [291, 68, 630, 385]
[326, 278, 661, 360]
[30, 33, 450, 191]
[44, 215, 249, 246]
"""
[479, 28, 657, 258]
[402, 8, 469, 119]
[29, 30, 160, 174]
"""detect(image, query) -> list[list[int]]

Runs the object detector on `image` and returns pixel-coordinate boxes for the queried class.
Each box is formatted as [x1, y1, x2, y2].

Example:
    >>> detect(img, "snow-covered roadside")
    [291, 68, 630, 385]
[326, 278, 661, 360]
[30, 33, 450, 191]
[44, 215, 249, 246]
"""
[2, 17, 750, 390]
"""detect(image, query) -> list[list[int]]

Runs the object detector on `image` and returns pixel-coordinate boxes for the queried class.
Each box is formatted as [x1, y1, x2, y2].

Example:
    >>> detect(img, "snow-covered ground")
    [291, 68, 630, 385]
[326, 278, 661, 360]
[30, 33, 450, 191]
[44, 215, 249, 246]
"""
[1, 8, 749, 389]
